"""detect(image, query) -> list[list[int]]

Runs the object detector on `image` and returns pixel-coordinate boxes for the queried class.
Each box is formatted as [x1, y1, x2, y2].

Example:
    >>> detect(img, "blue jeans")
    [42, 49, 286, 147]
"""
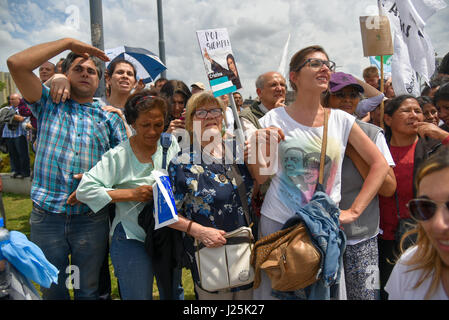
[110, 223, 184, 300]
[29, 203, 109, 300]
[6, 135, 30, 176]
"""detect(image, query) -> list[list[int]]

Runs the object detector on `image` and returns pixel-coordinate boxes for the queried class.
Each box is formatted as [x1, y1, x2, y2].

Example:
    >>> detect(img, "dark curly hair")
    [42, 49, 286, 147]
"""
[124, 89, 168, 125]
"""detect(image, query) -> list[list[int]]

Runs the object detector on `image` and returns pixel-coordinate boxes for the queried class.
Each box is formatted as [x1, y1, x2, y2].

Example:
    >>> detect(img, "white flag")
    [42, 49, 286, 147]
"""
[278, 33, 291, 81]
[379, 0, 447, 96]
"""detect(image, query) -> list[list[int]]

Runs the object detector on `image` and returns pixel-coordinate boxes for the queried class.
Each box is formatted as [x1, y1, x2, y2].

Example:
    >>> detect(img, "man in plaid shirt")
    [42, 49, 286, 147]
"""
[7, 38, 126, 299]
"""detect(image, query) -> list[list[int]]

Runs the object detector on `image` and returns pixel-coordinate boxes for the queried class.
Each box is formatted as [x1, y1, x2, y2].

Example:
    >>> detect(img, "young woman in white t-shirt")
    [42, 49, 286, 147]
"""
[386, 147, 449, 300]
[253, 45, 390, 300]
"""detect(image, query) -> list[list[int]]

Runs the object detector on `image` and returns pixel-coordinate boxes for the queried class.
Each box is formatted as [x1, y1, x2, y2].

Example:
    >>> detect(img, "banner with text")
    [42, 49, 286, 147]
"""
[196, 28, 242, 97]
[379, 0, 447, 96]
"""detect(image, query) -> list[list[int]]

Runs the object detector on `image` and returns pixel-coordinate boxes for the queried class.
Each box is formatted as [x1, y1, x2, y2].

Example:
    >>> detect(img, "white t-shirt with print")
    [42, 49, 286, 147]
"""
[385, 246, 449, 300]
[258, 107, 355, 225]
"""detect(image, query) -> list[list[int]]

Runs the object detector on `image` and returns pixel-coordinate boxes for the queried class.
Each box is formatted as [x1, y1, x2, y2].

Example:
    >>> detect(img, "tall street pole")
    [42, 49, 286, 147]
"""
[157, 0, 167, 79]
[89, 0, 106, 99]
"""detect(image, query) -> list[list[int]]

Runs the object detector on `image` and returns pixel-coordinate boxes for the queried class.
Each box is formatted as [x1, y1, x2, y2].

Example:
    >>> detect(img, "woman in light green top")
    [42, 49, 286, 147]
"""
[76, 90, 185, 300]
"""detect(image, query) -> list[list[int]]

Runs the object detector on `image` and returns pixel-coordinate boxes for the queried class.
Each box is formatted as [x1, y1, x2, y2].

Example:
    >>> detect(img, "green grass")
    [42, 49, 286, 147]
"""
[1, 192, 195, 300]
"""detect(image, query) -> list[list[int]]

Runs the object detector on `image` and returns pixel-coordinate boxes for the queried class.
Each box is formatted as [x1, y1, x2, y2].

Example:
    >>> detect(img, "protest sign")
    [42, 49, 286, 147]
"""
[196, 28, 242, 97]
[360, 15, 393, 128]
[360, 15, 394, 57]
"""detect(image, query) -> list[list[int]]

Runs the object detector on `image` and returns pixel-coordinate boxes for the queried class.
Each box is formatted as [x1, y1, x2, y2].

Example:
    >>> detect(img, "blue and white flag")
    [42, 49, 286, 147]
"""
[369, 55, 392, 78]
[152, 169, 178, 230]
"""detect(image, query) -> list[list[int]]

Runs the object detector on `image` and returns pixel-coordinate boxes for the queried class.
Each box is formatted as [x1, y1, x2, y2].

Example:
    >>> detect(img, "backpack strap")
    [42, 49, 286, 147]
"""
[160, 132, 172, 170]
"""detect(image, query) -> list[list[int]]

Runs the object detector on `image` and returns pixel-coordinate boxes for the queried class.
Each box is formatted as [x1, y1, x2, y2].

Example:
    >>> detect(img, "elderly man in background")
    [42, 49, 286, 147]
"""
[38, 61, 55, 83]
[240, 71, 286, 135]
[1, 93, 30, 179]
[190, 82, 205, 94]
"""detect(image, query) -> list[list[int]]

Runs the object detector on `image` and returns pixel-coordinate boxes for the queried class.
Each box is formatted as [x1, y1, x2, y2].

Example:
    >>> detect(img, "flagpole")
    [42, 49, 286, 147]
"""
[380, 55, 385, 129]
[228, 93, 245, 144]
[378, 1, 385, 129]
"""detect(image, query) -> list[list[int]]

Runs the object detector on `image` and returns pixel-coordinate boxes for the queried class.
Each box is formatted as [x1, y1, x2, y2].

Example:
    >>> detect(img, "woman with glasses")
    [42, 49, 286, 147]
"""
[168, 90, 266, 300]
[385, 146, 449, 299]
[378, 94, 449, 299]
[253, 45, 390, 300]
[324, 71, 396, 300]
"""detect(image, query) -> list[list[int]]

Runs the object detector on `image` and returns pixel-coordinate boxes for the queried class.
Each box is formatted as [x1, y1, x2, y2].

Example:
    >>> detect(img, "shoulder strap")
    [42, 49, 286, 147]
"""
[160, 132, 172, 170]
[318, 108, 329, 185]
[229, 164, 252, 228]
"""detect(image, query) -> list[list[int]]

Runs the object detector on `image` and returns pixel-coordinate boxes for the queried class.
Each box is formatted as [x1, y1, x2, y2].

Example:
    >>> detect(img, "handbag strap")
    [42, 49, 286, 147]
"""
[318, 108, 329, 185]
[394, 191, 401, 220]
[229, 164, 252, 228]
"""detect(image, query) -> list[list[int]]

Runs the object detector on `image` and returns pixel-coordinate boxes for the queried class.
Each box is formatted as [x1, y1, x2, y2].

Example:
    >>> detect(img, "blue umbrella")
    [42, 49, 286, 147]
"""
[105, 46, 167, 84]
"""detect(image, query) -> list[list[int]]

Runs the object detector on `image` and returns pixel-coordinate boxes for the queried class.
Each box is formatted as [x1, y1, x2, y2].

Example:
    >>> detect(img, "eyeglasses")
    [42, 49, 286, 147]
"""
[406, 198, 449, 221]
[296, 58, 336, 72]
[194, 108, 223, 119]
[331, 92, 360, 99]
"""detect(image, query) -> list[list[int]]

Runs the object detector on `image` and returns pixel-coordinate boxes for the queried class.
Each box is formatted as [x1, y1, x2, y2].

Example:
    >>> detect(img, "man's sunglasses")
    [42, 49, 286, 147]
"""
[295, 58, 336, 72]
[406, 198, 449, 221]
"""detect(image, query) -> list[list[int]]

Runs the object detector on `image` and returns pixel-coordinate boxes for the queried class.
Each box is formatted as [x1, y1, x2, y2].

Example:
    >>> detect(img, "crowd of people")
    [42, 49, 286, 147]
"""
[1, 36, 449, 301]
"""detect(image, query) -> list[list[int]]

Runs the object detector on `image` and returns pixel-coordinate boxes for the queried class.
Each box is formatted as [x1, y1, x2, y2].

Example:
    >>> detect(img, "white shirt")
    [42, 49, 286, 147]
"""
[385, 246, 449, 300]
[258, 107, 355, 224]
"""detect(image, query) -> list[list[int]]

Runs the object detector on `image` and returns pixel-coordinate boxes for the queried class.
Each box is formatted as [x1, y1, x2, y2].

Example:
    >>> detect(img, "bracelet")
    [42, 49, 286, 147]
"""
[442, 135, 449, 146]
[186, 221, 193, 235]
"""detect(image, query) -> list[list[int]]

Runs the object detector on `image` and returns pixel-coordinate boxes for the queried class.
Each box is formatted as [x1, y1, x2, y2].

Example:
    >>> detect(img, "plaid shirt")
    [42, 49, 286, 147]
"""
[28, 85, 127, 215]
[1, 106, 27, 138]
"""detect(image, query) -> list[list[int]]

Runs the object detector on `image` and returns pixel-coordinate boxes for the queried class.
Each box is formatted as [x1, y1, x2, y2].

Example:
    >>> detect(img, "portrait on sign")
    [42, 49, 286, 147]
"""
[197, 28, 242, 95]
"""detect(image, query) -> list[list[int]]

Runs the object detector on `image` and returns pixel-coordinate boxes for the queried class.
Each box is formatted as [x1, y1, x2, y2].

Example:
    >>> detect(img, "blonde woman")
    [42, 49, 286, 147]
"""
[385, 146, 449, 299]
[168, 91, 266, 300]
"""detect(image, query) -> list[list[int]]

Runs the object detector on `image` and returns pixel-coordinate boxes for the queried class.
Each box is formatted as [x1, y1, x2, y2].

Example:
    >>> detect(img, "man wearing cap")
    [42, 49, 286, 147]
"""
[190, 82, 205, 95]
[325, 71, 396, 300]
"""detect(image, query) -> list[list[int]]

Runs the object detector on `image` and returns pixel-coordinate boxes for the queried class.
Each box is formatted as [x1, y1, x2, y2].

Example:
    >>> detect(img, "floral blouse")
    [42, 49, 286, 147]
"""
[168, 149, 254, 233]
[168, 145, 255, 288]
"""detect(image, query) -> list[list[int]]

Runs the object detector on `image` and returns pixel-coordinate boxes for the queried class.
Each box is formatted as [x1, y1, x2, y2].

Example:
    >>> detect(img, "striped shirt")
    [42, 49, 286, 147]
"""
[1, 106, 27, 138]
[27, 85, 127, 215]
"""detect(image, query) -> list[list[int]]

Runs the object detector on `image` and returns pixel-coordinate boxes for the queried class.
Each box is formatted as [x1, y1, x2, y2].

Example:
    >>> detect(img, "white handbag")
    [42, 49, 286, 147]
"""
[194, 226, 255, 292]
[194, 164, 255, 292]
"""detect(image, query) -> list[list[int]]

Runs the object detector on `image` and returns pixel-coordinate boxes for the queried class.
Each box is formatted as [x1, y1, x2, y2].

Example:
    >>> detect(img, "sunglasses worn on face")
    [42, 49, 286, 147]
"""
[194, 108, 223, 119]
[332, 92, 360, 99]
[407, 198, 449, 221]
[296, 58, 336, 72]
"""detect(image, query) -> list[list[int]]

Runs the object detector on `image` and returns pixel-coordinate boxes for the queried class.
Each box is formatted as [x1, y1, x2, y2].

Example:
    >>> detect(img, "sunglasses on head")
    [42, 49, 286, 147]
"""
[406, 197, 449, 221]
[296, 58, 336, 72]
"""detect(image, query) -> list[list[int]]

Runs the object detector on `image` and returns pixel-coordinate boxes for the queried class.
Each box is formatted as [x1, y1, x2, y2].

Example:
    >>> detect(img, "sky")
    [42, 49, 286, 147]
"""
[0, 0, 448, 100]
